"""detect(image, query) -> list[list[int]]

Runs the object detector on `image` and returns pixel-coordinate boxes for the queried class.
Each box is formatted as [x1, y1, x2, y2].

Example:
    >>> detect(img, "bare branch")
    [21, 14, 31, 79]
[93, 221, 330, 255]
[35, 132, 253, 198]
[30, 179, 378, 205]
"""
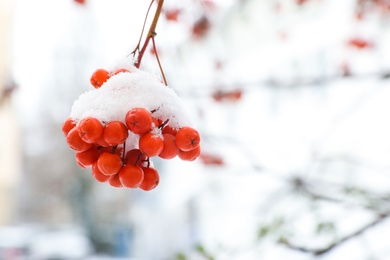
[177, 70, 390, 97]
[279, 211, 390, 256]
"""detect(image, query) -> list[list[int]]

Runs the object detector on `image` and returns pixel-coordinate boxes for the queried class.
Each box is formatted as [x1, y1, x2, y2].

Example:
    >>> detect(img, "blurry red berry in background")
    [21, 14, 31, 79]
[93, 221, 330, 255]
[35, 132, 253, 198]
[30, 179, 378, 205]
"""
[192, 16, 211, 38]
[74, 0, 86, 5]
[347, 38, 373, 49]
[199, 153, 224, 166]
[164, 8, 181, 21]
[212, 89, 242, 103]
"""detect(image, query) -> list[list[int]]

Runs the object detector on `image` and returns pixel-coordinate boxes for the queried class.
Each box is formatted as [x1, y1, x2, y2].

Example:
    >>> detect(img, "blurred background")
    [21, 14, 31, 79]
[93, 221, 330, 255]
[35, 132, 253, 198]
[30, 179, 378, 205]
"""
[2, 0, 390, 259]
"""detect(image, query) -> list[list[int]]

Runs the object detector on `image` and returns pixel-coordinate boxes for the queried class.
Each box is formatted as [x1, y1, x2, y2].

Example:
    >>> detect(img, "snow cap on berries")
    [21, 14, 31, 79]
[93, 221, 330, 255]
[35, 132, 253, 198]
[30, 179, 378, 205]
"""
[70, 64, 192, 129]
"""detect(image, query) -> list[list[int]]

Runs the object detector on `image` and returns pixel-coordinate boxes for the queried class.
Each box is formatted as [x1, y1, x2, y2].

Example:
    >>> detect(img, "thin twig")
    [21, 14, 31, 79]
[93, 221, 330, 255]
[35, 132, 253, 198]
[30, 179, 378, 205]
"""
[152, 37, 168, 86]
[135, 0, 165, 68]
[176, 70, 390, 97]
[130, 0, 155, 57]
[280, 211, 390, 256]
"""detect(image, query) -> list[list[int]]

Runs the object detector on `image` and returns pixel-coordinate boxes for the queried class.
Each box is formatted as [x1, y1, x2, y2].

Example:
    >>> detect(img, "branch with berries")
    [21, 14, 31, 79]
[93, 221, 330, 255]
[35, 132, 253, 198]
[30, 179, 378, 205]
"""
[62, 0, 201, 191]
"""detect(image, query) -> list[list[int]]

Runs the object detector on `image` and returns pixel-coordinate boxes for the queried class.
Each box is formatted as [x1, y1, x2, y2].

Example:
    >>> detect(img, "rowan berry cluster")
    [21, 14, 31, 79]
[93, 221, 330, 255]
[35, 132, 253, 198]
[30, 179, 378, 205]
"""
[62, 67, 201, 191]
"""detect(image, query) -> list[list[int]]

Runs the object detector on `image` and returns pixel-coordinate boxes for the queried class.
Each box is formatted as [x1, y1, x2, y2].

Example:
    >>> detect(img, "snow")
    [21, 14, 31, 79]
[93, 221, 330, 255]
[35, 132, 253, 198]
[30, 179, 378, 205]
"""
[70, 58, 193, 130]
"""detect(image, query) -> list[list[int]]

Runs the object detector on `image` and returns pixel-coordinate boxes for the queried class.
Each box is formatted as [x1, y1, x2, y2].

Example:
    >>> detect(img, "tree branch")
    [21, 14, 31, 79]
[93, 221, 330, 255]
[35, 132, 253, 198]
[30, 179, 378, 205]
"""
[279, 211, 390, 256]
[177, 70, 390, 97]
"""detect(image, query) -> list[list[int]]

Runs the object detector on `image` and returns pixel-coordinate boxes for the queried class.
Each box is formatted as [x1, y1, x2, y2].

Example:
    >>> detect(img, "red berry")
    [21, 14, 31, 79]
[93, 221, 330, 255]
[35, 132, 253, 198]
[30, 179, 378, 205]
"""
[125, 108, 153, 135]
[103, 121, 129, 146]
[162, 124, 178, 135]
[96, 135, 110, 147]
[199, 153, 224, 166]
[90, 68, 110, 89]
[74, 0, 86, 5]
[92, 163, 110, 182]
[118, 165, 144, 188]
[192, 16, 210, 38]
[347, 38, 372, 50]
[78, 117, 104, 143]
[152, 117, 163, 128]
[139, 167, 160, 191]
[212, 89, 242, 103]
[178, 146, 201, 161]
[165, 8, 181, 21]
[62, 117, 76, 137]
[159, 134, 179, 159]
[75, 146, 101, 168]
[66, 127, 93, 152]
[108, 173, 123, 188]
[139, 132, 164, 157]
[175, 126, 200, 151]
[124, 149, 148, 166]
[99, 146, 124, 157]
[97, 152, 123, 176]
[111, 68, 131, 76]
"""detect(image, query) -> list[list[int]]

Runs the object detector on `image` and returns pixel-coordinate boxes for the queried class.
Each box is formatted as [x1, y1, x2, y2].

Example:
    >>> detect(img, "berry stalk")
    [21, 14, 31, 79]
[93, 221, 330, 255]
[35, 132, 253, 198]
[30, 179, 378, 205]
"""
[134, 0, 165, 69]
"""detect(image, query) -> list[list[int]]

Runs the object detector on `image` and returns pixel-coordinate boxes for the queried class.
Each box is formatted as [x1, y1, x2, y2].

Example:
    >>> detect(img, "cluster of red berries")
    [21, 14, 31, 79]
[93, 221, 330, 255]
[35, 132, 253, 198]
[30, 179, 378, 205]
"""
[62, 68, 201, 191]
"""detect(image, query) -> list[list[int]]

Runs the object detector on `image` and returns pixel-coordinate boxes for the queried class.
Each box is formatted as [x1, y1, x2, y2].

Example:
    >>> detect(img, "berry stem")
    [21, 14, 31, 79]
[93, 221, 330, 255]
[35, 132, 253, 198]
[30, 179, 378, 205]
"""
[158, 118, 169, 129]
[122, 141, 126, 163]
[130, 0, 155, 57]
[146, 157, 151, 168]
[135, 153, 144, 166]
[134, 0, 165, 69]
[151, 36, 168, 86]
